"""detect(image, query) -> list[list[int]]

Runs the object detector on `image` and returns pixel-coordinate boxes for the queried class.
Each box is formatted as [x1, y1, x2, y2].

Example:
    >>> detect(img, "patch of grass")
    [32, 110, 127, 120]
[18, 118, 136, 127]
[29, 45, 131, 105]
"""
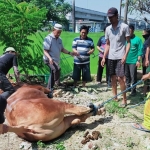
[105, 101, 128, 118]
[37, 140, 47, 148]
[126, 137, 135, 149]
[105, 128, 112, 136]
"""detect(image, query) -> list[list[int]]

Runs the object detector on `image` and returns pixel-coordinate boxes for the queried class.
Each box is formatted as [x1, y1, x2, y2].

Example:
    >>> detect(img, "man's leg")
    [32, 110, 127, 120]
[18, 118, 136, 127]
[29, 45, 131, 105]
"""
[96, 57, 103, 83]
[111, 75, 117, 100]
[72, 64, 81, 87]
[108, 59, 118, 100]
[129, 64, 137, 95]
[106, 58, 111, 87]
[82, 63, 91, 87]
[125, 63, 131, 91]
[116, 60, 127, 104]
[0, 73, 15, 133]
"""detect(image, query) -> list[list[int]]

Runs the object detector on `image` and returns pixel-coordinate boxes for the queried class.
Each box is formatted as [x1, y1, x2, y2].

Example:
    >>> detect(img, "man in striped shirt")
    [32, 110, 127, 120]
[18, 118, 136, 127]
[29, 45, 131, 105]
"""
[72, 25, 95, 87]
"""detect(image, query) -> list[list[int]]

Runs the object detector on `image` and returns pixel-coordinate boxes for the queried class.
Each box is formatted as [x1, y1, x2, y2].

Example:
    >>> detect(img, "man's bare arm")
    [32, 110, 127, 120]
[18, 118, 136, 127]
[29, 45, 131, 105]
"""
[145, 46, 150, 66]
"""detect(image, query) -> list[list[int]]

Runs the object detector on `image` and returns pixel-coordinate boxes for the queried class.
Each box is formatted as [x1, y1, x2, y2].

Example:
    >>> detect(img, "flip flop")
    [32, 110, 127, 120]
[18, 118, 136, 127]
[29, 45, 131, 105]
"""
[132, 123, 150, 132]
[87, 103, 98, 116]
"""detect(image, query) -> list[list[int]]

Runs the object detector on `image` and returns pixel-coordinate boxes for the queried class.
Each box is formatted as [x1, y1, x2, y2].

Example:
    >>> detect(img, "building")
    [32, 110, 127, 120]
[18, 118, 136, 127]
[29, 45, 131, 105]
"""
[66, 6, 149, 32]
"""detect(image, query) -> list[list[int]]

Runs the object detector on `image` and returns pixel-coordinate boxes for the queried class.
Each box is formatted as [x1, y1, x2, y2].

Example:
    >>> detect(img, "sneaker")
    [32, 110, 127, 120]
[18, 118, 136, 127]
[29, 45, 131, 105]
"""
[47, 92, 53, 98]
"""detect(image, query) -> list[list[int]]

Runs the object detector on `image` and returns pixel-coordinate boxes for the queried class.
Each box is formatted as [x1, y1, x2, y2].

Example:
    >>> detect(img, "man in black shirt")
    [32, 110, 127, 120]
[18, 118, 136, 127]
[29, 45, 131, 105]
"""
[0, 47, 28, 134]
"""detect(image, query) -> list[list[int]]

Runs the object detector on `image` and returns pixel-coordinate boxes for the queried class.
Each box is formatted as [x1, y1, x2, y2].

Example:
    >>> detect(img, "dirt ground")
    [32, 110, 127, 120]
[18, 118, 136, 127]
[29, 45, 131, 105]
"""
[0, 77, 150, 150]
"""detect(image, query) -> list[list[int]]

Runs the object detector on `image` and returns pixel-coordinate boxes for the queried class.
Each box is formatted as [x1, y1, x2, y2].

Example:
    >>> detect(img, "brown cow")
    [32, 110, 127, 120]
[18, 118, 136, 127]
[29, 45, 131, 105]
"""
[5, 85, 105, 142]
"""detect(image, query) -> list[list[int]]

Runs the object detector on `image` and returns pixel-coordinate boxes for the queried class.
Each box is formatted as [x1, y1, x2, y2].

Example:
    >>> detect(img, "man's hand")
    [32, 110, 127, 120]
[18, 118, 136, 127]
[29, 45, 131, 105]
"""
[145, 60, 149, 67]
[49, 58, 53, 65]
[136, 61, 141, 68]
[121, 55, 126, 64]
[142, 73, 150, 81]
[101, 58, 105, 67]
[73, 50, 79, 56]
[87, 50, 94, 55]
[70, 52, 78, 56]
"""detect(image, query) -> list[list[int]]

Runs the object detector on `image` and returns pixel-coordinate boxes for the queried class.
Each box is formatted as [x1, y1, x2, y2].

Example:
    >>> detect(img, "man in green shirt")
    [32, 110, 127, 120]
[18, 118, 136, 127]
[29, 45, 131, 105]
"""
[125, 25, 143, 96]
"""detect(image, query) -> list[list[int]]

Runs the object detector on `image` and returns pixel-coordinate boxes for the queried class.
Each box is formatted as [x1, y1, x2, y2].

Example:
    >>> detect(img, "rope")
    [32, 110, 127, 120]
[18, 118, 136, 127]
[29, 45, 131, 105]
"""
[97, 80, 143, 109]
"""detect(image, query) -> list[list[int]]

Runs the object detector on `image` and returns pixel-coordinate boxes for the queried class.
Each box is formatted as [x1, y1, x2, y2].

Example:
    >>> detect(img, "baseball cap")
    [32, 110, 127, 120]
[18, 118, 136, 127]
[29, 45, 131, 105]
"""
[54, 24, 62, 30]
[107, 7, 118, 17]
[5, 47, 16, 53]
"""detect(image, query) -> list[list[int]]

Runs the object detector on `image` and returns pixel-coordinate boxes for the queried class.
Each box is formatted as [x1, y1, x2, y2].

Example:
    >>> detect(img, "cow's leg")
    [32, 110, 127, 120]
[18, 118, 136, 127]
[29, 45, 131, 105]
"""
[64, 104, 92, 116]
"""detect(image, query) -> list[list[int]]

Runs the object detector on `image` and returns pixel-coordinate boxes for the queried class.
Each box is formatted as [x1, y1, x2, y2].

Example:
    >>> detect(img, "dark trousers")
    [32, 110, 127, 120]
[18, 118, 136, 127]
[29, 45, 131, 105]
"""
[125, 64, 137, 91]
[0, 73, 15, 123]
[97, 57, 111, 85]
[46, 62, 61, 90]
[142, 57, 147, 75]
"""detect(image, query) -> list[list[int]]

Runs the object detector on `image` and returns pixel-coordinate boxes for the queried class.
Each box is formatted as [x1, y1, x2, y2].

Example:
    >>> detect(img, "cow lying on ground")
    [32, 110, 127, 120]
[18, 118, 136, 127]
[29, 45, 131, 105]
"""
[4, 84, 105, 142]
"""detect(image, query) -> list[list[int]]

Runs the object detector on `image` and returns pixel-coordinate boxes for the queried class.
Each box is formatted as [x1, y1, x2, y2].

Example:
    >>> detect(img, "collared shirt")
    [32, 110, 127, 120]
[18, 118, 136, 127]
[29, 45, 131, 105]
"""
[43, 32, 64, 64]
[72, 36, 94, 64]
[105, 21, 130, 60]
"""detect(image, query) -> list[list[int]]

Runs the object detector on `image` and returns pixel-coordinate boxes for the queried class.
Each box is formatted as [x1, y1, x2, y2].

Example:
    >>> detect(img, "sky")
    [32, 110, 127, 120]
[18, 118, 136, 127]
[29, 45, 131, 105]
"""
[65, 0, 143, 20]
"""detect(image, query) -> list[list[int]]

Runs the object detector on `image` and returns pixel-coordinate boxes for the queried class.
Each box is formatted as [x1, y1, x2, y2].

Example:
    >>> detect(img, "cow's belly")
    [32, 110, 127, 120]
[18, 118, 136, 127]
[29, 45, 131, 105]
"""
[21, 118, 66, 142]
[6, 98, 66, 126]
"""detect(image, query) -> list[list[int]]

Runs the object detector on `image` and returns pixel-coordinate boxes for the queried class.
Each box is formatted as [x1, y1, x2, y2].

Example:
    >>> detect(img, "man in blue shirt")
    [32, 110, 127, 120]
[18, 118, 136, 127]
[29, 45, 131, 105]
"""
[72, 25, 95, 87]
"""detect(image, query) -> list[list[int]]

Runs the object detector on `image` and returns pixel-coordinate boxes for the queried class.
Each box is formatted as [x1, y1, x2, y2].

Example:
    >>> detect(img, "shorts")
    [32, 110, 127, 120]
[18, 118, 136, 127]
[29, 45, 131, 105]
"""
[108, 59, 125, 77]
[72, 63, 91, 82]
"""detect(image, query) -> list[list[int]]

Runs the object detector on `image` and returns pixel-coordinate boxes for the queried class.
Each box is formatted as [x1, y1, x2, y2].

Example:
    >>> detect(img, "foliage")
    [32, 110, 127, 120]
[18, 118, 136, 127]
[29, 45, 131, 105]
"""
[37, 140, 47, 148]
[14, 0, 72, 26]
[122, 0, 150, 21]
[0, 0, 47, 75]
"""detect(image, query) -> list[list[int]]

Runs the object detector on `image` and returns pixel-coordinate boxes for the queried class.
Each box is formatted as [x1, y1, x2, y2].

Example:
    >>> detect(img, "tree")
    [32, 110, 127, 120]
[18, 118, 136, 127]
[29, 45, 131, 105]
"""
[0, 0, 47, 75]
[14, 0, 72, 26]
[123, 0, 150, 18]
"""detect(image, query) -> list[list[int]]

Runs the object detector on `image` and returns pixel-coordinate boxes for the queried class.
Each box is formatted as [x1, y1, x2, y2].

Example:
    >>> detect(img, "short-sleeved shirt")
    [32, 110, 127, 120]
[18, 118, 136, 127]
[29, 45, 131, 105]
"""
[126, 35, 143, 64]
[72, 36, 94, 64]
[0, 53, 18, 75]
[43, 32, 64, 64]
[97, 35, 107, 58]
[105, 21, 130, 60]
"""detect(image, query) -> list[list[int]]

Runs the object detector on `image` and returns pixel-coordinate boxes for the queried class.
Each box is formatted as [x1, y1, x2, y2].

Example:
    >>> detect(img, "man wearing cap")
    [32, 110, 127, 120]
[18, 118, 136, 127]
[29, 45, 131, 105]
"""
[101, 7, 130, 107]
[43, 23, 74, 98]
[0, 47, 27, 135]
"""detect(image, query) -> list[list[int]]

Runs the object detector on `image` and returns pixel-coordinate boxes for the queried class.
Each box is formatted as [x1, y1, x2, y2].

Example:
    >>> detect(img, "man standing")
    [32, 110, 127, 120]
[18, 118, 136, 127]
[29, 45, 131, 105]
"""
[101, 7, 130, 107]
[0, 47, 28, 134]
[125, 25, 143, 96]
[43, 23, 74, 98]
[72, 25, 95, 87]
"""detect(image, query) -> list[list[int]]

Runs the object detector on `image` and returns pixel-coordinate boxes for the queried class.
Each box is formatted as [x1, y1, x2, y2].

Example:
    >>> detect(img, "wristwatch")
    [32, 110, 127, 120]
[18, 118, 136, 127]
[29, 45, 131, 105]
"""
[68, 51, 71, 55]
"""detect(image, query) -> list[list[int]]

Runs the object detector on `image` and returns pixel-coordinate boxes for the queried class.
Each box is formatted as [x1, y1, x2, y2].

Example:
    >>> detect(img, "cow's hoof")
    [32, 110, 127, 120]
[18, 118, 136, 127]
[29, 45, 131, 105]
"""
[98, 107, 106, 115]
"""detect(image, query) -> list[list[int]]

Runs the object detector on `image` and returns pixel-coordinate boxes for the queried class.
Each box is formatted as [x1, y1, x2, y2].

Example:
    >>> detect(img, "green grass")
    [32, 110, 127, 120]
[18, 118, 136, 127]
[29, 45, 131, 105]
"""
[0, 30, 143, 76]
